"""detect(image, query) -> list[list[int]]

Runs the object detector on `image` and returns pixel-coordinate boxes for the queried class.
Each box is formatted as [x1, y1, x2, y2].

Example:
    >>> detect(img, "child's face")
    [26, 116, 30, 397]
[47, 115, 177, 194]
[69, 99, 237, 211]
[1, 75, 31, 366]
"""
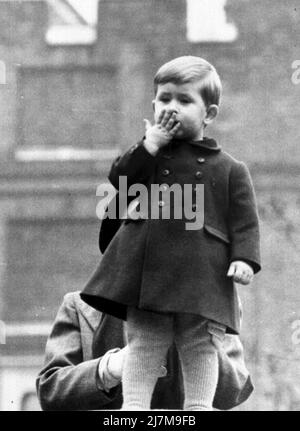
[153, 81, 217, 141]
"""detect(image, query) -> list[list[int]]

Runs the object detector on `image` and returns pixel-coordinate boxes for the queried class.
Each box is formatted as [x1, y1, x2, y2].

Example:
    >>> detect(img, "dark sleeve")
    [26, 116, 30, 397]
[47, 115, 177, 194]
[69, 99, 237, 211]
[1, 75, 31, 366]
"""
[108, 139, 157, 189]
[228, 162, 261, 274]
[36, 293, 121, 411]
[99, 140, 157, 253]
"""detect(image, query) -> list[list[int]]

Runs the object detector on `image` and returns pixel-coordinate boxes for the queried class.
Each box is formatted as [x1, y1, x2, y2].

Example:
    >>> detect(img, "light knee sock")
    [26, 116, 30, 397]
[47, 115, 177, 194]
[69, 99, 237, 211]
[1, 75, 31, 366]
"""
[181, 348, 218, 411]
[175, 315, 220, 411]
[121, 308, 173, 410]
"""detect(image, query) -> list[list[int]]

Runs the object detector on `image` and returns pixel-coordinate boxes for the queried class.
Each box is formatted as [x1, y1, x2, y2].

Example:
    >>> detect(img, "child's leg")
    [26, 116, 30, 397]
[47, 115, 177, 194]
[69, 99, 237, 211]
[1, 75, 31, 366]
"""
[174, 315, 225, 411]
[122, 307, 173, 410]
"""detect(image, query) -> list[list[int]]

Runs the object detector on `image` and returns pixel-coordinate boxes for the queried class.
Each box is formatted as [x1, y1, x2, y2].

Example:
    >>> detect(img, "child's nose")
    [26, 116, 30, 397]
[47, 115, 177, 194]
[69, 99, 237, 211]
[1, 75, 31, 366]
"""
[167, 104, 179, 114]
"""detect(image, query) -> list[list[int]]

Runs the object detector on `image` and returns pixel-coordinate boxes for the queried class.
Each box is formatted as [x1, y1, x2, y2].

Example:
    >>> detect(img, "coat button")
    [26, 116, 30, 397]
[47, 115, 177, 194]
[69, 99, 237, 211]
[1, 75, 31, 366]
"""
[162, 169, 170, 176]
[162, 154, 173, 159]
[192, 204, 198, 211]
[195, 171, 203, 179]
[197, 157, 205, 163]
[158, 200, 165, 207]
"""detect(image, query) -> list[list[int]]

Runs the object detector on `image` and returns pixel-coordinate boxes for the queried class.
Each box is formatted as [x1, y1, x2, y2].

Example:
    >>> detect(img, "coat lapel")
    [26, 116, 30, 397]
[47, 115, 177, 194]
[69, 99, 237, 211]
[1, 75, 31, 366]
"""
[92, 313, 125, 358]
[75, 293, 102, 332]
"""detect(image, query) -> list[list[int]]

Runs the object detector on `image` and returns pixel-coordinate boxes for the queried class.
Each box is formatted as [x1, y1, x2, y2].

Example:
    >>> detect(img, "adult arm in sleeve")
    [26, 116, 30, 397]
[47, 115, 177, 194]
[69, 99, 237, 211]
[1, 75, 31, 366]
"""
[36, 293, 121, 411]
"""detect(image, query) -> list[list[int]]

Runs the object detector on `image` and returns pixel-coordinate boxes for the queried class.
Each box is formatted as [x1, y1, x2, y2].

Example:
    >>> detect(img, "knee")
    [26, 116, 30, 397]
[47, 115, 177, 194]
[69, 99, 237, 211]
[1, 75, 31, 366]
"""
[126, 308, 173, 347]
[175, 319, 226, 354]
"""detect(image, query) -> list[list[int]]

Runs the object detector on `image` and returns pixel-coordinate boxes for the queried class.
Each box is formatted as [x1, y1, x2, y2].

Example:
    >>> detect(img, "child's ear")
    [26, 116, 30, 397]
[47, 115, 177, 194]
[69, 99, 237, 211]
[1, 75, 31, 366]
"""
[204, 104, 219, 125]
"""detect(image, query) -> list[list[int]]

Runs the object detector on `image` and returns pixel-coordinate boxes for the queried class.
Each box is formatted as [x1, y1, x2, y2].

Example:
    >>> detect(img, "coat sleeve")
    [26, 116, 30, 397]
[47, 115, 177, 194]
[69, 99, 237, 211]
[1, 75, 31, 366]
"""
[228, 162, 261, 274]
[36, 293, 121, 411]
[99, 140, 157, 253]
[108, 139, 157, 190]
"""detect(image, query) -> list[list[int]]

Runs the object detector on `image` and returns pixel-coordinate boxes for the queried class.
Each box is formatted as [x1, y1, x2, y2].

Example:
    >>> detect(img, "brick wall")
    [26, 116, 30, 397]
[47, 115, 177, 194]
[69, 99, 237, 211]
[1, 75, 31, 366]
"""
[1, 0, 300, 163]
[0, 0, 299, 410]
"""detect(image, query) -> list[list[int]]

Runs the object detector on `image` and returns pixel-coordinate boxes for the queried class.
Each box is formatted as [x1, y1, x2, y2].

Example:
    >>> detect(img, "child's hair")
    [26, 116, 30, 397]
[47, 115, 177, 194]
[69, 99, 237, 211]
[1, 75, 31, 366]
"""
[154, 56, 222, 107]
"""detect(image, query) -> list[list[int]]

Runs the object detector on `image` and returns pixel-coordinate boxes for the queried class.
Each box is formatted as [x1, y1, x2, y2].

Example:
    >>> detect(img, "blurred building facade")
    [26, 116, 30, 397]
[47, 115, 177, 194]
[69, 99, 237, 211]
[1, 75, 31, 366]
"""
[0, 0, 299, 410]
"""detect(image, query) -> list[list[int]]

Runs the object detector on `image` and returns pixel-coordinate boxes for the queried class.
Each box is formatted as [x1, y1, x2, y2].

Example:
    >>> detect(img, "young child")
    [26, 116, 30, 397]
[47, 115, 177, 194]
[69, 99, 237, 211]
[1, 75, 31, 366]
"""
[81, 56, 261, 411]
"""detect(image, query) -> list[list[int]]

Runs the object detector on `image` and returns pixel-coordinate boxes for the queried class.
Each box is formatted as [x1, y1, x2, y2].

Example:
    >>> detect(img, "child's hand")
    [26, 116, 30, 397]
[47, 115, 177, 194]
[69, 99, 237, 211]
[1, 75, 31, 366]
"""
[144, 109, 181, 150]
[227, 260, 254, 285]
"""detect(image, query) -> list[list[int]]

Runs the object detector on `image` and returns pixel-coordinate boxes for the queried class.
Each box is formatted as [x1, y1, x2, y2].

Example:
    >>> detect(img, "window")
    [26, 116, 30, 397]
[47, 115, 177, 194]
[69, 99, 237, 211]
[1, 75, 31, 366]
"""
[21, 392, 41, 411]
[16, 65, 119, 159]
[46, 0, 99, 45]
[0, 361, 42, 411]
[2, 218, 100, 322]
[186, 0, 238, 43]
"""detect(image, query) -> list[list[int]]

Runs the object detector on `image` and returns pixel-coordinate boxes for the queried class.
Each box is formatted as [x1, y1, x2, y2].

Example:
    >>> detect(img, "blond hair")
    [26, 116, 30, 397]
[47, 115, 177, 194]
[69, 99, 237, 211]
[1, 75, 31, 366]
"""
[154, 56, 222, 107]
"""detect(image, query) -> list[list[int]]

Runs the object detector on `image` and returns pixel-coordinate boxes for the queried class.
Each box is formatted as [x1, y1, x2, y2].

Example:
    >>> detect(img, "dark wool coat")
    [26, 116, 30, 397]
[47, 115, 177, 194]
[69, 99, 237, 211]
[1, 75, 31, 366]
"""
[81, 137, 261, 334]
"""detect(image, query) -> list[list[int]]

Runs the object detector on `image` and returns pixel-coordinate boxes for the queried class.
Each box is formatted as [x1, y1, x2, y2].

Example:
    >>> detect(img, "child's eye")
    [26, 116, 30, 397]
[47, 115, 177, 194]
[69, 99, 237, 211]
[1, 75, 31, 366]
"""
[159, 97, 170, 103]
[180, 98, 192, 104]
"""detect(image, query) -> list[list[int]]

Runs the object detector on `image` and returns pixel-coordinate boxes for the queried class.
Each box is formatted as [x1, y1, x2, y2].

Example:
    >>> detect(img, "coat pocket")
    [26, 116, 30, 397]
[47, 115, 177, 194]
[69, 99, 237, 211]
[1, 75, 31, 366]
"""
[203, 224, 230, 244]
